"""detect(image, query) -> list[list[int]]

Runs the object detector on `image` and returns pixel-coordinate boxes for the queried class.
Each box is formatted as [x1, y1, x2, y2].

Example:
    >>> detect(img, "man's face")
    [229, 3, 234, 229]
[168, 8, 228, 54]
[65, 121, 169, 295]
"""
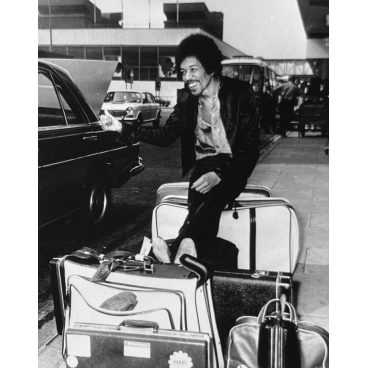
[180, 57, 213, 96]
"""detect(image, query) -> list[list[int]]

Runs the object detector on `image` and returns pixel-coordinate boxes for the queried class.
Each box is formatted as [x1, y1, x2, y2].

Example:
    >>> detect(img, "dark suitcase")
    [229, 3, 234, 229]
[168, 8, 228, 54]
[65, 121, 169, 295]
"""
[211, 269, 293, 345]
[65, 320, 212, 368]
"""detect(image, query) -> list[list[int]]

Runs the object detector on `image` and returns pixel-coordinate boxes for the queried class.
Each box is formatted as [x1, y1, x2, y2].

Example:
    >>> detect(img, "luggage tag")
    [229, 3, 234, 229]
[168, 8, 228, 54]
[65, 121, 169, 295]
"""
[139, 236, 152, 257]
[117, 237, 154, 274]
[137, 237, 154, 273]
[91, 259, 118, 283]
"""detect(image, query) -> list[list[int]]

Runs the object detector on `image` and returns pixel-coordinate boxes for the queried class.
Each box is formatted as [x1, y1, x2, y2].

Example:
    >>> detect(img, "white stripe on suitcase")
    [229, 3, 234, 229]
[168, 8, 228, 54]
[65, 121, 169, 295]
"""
[68, 275, 184, 330]
[156, 182, 271, 205]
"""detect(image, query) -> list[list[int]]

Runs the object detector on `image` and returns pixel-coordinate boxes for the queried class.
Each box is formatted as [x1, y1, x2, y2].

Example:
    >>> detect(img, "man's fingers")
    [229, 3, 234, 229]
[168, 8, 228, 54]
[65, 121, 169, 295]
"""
[191, 172, 220, 193]
[104, 109, 113, 117]
[195, 183, 207, 192]
[191, 177, 204, 189]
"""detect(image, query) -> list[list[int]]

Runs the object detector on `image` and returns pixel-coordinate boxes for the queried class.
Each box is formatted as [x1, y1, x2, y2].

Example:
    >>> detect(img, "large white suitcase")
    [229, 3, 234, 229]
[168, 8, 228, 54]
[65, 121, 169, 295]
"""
[156, 182, 271, 205]
[152, 197, 299, 273]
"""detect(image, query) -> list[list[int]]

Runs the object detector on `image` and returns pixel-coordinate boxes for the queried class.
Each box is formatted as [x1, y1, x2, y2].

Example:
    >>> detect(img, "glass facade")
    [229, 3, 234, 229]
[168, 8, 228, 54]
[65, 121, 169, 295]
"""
[67, 47, 85, 59]
[104, 47, 121, 61]
[86, 47, 103, 60]
[52, 46, 67, 55]
[121, 47, 139, 68]
[38, 45, 183, 81]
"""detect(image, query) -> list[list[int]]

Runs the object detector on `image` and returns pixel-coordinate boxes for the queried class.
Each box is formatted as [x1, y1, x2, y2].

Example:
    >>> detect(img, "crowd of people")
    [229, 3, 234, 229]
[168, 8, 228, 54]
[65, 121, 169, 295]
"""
[261, 74, 329, 137]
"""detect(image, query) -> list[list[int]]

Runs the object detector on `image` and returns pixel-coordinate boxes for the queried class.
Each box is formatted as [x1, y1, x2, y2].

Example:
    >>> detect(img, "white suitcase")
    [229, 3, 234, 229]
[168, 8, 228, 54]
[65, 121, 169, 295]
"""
[152, 197, 299, 273]
[51, 252, 225, 368]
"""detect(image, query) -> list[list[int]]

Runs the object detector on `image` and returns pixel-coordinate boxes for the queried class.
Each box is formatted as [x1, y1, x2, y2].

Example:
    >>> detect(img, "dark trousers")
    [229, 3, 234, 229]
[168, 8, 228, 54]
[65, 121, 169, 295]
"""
[279, 99, 295, 136]
[169, 154, 249, 258]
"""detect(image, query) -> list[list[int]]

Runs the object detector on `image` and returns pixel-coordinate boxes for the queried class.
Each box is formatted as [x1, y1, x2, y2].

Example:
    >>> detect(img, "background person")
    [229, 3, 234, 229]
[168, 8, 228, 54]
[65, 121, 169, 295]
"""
[100, 34, 260, 264]
[272, 75, 300, 137]
[260, 83, 277, 134]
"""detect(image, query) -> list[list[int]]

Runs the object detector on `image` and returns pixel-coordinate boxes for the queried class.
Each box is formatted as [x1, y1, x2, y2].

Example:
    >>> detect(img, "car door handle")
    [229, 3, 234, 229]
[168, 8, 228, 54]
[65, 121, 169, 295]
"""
[83, 136, 98, 142]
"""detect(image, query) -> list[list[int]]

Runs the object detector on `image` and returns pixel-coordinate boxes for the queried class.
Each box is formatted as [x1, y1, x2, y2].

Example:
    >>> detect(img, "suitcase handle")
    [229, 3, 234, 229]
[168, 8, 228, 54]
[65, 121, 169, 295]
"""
[257, 295, 297, 324]
[179, 254, 210, 286]
[117, 319, 159, 333]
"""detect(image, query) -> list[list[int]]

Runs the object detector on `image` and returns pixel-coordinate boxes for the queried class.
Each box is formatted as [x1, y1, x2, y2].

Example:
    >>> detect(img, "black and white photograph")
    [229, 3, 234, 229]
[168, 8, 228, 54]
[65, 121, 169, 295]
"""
[33, 0, 338, 366]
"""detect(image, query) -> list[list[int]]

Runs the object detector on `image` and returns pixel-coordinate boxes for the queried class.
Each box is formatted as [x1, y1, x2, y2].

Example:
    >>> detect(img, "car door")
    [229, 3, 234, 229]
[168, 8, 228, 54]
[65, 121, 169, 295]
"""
[140, 92, 151, 122]
[146, 93, 157, 120]
[38, 67, 100, 227]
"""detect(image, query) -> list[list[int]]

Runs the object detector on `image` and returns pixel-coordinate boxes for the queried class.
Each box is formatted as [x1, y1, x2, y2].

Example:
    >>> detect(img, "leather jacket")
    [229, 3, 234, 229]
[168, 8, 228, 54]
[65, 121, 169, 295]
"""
[139, 76, 260, 178]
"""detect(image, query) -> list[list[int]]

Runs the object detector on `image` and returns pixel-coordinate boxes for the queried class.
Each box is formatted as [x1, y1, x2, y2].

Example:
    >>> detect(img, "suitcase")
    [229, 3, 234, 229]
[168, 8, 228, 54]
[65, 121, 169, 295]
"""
[226, 297, 329, 368]
[50, 251, 225, 368]
[156, 182, 271, 205]
[65, 320, 212, 368]
[211, 269, 293, 346]
[152, 197, 300, 273]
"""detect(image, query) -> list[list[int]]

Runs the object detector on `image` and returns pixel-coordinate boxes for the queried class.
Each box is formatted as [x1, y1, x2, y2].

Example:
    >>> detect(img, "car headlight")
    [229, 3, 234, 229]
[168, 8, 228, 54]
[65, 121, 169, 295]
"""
[126, 107, 134, 117]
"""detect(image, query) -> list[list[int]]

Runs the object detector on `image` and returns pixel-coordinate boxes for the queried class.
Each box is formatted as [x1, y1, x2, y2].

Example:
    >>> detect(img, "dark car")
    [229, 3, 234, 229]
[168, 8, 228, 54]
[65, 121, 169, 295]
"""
[38, 59, 144, 228]
[154, 97, 171, 107]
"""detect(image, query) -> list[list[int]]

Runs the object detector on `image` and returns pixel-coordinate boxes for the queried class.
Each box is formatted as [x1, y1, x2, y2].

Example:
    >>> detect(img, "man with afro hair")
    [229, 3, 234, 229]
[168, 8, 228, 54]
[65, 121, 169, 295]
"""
[100, 34, 260, 265]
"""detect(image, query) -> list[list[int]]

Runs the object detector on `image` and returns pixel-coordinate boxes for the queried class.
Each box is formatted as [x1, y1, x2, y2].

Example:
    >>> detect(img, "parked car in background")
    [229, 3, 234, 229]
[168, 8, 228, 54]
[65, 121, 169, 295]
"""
[154, 97, 171, 107]
[222, 57, 279, 93]
[101, 90, 162, 128]
[38, 59, 144, 228]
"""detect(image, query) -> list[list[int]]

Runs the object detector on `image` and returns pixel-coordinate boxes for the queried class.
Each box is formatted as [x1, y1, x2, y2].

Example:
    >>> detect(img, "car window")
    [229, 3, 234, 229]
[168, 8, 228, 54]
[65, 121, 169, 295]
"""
[269, 70, 277, 88]
[38, 70, 80, 127]
[105, 91, 142, 103]
[131, 92, 141, 103]
[58, 92, 79, 124]
[142, 93, 148, 104]
[146, 94, 154, 103]
[222, 64, 263, 85]
[39, 72, 70, 127]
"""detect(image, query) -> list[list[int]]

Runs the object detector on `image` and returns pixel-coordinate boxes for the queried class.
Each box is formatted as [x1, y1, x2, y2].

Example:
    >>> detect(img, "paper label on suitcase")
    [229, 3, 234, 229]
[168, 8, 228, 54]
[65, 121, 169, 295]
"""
[124, 340, 151, 358]
[67, 334, 91, 357]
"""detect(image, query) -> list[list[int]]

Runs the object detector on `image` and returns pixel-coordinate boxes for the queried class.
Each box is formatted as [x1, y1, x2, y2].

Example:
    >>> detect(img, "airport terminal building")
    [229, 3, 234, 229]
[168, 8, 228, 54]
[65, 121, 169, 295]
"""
[38, 0, 325, 103]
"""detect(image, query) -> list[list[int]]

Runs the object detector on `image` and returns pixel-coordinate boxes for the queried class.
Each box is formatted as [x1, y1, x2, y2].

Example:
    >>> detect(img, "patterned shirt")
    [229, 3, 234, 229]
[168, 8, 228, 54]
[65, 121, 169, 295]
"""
[194, 85, 232, 160]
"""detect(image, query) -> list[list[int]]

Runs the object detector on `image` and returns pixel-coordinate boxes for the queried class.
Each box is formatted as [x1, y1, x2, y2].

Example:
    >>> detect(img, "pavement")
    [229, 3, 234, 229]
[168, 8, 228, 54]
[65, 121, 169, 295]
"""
[38, 131, 329, 368]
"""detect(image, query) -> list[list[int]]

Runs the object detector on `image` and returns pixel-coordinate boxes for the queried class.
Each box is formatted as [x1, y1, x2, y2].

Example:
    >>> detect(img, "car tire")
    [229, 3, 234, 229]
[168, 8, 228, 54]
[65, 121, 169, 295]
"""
[152, 112, 161, 129]
[137, 114, 143, 126]
[84, 176, 111, 226]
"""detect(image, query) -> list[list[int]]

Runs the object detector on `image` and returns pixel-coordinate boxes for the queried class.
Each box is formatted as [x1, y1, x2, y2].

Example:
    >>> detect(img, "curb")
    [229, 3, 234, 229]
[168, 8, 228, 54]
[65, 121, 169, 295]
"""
[257, 134, 284, 164]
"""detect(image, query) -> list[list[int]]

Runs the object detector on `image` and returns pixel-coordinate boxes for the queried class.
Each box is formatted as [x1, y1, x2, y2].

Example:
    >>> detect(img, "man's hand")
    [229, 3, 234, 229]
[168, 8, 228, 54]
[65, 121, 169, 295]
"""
[99, 110, 123, 133]
[191, 172, 221, 194]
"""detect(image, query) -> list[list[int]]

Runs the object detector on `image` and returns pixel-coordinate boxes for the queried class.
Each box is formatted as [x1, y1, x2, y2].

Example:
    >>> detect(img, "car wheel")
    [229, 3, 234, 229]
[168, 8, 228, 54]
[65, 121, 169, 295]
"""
[84, 177, 111, 226]
[152, 112, 161, 129]
[137, 114, 143, 126]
